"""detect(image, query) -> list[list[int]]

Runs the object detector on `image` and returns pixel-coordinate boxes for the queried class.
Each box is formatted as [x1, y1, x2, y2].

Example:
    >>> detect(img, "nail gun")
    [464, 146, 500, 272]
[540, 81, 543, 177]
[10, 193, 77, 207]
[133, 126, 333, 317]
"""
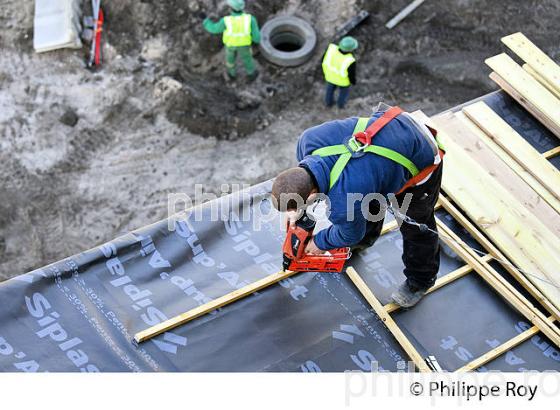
[282, 210, 351, 273]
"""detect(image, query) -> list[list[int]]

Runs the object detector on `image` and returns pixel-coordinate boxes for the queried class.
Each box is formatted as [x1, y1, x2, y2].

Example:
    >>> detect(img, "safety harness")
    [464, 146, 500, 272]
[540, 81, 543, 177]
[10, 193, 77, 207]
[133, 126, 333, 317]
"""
[311, 107, 445, 194]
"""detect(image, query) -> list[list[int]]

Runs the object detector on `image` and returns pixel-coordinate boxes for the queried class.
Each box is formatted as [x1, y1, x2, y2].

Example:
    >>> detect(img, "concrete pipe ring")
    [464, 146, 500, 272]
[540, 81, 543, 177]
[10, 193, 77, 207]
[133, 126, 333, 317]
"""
[259, 16, 317, 67]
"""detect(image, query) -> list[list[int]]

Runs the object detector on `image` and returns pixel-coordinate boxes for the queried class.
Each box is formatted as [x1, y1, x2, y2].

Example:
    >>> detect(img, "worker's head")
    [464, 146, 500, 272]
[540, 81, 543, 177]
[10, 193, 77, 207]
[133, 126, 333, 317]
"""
[272, 167, 318, 213]
[227, 0, 245, 11]
[338, 36, 358, 52]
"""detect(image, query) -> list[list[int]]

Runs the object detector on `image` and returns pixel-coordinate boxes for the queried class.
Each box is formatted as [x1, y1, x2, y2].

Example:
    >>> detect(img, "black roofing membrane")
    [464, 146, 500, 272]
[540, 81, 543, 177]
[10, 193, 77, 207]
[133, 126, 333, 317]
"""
[0, 93, 558, 372]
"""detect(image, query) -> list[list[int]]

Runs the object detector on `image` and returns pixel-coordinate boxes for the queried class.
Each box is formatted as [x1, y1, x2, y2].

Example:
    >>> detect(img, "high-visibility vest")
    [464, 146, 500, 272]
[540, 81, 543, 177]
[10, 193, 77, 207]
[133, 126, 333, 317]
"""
[322, 43, 355, 87]
[312, 107, 445, 193]
[223, 14, 252, 47]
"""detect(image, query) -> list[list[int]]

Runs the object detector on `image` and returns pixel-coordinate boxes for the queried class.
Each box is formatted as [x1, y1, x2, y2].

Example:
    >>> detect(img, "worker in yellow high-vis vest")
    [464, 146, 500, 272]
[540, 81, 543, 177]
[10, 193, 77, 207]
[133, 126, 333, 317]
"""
[321, 37, 358, 108]
[202, 0, 261, 81]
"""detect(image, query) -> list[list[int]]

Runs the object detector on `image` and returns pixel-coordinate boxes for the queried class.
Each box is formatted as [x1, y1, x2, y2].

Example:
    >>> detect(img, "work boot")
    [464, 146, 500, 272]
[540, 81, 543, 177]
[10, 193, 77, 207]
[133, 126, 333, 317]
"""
[247, 69, 259, 82]
[225, 71, 236, 81]
[391, 280, 430, 308]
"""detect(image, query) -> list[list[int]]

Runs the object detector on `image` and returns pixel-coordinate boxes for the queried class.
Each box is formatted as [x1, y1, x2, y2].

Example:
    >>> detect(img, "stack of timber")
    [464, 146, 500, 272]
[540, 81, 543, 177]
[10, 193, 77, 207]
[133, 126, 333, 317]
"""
[501, 32, 560, 99]
[410, 32, 560, 321]
[486, 33, 560, 137]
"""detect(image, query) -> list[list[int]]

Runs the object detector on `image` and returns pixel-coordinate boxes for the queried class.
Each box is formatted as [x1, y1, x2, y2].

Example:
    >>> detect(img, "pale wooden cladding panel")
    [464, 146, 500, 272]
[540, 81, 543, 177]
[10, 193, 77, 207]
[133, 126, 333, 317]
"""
[411, 110, 560, 313]
[485, 53, 560, 137]
[501, 32, 560, 95]
[524, 64, 560, 100]
[462, 101, 560, 214]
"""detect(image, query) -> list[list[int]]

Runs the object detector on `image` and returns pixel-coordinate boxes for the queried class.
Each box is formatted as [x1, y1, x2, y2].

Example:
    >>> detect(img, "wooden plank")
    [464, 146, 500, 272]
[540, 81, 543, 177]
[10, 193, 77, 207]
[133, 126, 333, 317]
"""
[381, 219, 399, 235]
[463, 101, 560, 212]
[456, 316, 555, 372]
[489, 71, 560, 138]
[438, 214, 560, 343]
[439, 195, 560, 322]
[135, 206, 415, 343]
[524, 64, 560, 100]
[384, 256, 492, 314]
[456, 110, 560, 218]
[458, 327, 538, 372]
[544, 146, 560, 159]
[434, 111, 560, 237]
[346, 266, 431, 372]
[436, 220, 560, 347]
[385, 0, 426, 29]
[134, 269, 299, 343]
[433, 112, 560, 296]
[411, 110, 560, 315]
[502, 32, 560, 95]
[486, 53, 560, 137]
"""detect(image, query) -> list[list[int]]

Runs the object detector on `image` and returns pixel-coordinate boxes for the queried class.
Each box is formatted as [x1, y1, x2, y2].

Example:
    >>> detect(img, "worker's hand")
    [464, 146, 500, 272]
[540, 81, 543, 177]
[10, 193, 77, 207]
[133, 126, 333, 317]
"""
[305, 238, 325, 255]
[286, 210, 302, 228]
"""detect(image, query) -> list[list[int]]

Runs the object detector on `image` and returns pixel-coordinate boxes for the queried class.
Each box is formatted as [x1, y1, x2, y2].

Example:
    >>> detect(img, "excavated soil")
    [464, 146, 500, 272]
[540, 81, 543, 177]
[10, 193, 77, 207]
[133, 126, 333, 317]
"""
[0, 0, 559, 280]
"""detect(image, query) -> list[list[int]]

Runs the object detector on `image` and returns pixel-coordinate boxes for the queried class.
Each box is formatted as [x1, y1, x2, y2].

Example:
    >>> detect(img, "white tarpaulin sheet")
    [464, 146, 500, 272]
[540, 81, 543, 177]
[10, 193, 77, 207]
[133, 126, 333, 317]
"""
[34, 0, 82, 53]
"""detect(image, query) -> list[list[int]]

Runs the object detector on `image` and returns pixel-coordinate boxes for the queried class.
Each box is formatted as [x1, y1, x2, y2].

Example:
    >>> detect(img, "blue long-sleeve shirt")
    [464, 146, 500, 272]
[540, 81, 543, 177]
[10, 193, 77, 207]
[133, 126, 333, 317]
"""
[297, 112, 436, 250]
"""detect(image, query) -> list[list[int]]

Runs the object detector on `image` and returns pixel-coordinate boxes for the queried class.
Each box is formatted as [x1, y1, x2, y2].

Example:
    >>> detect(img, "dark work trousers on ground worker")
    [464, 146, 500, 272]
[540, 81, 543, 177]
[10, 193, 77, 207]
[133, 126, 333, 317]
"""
[360, 162, 443, 290]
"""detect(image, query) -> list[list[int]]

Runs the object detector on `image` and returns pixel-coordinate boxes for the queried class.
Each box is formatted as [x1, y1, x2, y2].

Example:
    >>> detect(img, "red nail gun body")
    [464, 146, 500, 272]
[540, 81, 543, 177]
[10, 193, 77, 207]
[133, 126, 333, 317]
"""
[282, 211, 351, 273]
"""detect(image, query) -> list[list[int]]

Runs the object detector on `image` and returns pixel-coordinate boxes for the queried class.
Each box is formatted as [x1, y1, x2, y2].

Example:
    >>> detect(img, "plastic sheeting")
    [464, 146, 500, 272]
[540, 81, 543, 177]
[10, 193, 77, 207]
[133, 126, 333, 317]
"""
[34, 0, 82, 53]
[0, 92, 559, 372]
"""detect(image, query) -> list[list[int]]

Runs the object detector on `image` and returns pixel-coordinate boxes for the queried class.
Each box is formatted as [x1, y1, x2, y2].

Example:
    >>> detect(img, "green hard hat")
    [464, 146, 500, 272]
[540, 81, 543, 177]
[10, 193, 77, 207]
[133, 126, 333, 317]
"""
[227, 0, 245, 11]
[339, 36, 358, 52]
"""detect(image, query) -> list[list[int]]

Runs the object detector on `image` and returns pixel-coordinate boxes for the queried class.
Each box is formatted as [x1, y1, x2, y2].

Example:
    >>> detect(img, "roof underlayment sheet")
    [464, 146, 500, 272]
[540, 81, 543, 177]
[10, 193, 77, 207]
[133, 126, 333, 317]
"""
[0, 91, 559, 372]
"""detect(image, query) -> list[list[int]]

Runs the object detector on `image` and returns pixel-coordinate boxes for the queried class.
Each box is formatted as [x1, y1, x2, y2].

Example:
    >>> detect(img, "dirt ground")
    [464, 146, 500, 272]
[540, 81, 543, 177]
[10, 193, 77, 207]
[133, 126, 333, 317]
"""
[0, 0, 559, 281]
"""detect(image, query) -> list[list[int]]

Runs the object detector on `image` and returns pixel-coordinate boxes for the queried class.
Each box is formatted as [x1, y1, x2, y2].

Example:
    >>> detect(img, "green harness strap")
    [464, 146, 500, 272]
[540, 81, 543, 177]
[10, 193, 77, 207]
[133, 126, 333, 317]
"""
[312, 117, 420, 190]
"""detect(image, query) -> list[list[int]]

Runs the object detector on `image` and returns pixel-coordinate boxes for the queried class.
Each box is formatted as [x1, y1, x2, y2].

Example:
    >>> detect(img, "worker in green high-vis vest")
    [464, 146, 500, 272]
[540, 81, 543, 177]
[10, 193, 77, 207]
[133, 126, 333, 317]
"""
[201, 0, 261, 81]
[322, 36, 358, 108]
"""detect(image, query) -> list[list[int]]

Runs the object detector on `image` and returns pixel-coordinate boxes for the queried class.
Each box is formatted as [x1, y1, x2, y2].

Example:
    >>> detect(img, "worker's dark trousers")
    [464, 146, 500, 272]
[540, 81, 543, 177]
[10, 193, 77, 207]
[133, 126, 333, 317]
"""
[360, 163, 443, 290]
[325, 83, 350, 108]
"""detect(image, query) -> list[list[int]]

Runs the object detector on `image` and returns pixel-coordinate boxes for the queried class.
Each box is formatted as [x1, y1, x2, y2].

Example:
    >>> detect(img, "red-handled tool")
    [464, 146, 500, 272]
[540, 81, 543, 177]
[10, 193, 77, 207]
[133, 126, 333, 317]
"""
[87, 0, 104, 68]
[93, 8, 104, 67]
[282, 211, 351, 273]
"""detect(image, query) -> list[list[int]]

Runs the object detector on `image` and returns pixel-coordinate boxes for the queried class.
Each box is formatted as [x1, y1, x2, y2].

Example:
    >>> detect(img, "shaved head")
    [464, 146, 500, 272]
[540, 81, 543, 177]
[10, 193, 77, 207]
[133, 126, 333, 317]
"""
[272, 167, 316, 212]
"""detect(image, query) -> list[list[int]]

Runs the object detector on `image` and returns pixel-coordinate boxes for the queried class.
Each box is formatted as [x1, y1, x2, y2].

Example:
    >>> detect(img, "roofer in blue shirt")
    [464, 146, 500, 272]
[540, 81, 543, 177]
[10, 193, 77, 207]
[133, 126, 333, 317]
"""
[271, 104, 445, 308]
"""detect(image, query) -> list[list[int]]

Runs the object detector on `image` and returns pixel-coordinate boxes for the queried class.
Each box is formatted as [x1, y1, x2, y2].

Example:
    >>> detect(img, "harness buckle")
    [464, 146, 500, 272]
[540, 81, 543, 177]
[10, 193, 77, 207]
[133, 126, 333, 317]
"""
[345, 136, 367, 158]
